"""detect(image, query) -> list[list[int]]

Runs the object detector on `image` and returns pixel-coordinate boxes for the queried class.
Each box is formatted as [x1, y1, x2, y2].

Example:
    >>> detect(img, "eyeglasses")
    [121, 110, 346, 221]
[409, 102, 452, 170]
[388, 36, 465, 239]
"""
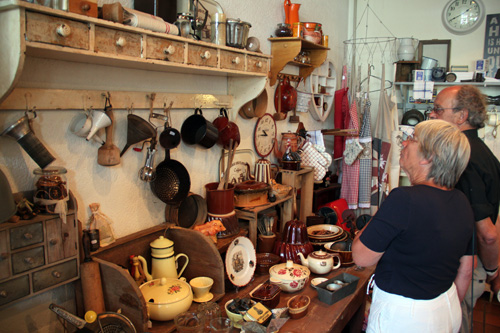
[430, 106, 459, 115]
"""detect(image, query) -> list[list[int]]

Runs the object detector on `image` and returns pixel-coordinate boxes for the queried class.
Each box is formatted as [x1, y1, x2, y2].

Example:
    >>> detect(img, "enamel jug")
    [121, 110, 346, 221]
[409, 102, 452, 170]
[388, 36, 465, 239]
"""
[138, 236, 189, 281]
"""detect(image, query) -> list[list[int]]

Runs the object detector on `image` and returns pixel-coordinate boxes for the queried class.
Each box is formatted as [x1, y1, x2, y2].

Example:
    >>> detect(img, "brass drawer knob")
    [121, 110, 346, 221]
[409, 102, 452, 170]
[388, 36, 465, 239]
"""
[50, 239, 58, 246]
[116, 37, 127, 47]
[81, 3, 90, 11]
[23, 233, 33, 240]
[256, 61, 263, 68]
[163, 45, 175, 55]
[0, 290, 7, 298]
[24, 257, 34, 265]
[56, 24, 71, 38]
[232, 57, 241, 65]
[52, 271, 61, 278]
[200, 50, 211, 60]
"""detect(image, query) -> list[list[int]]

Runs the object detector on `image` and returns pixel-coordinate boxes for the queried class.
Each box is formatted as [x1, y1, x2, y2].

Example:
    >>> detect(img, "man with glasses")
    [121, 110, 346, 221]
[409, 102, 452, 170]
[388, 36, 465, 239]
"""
[430, 85, 500, 332]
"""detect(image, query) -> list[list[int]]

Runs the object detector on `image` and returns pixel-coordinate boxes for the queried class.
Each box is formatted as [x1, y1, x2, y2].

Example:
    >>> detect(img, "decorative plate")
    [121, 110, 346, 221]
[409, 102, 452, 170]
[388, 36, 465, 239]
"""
[225, 236, 256, 287]
[307, 224, 342, 239]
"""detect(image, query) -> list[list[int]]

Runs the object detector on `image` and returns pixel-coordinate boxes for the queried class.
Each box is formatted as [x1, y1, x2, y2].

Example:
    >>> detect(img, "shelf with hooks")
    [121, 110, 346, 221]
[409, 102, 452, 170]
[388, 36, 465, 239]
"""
[0, 88, 233, 111]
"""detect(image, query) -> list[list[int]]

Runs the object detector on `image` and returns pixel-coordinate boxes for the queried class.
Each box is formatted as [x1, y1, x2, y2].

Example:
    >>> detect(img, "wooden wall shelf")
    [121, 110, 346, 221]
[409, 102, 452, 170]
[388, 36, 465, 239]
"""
[268, 37, 329, 86]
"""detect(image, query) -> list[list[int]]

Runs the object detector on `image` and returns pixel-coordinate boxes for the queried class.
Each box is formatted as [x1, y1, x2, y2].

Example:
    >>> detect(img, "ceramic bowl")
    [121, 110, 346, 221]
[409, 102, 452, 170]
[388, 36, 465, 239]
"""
[269, 260, 310, 293]
[225, 299, 256, 329]
[324, 242, 353, 265]
[287, 295, 310, 319]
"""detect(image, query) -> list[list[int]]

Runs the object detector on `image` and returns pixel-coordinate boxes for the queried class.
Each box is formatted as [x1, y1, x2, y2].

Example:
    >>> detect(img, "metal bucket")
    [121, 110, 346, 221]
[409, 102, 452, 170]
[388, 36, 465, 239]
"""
[226, 18, 251, 49]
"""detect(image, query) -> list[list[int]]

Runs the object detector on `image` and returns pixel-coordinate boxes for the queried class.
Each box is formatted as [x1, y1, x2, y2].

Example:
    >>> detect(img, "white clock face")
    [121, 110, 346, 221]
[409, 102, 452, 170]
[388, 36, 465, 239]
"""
[442, 0, 485, 34]
[254, 114, 276, 158]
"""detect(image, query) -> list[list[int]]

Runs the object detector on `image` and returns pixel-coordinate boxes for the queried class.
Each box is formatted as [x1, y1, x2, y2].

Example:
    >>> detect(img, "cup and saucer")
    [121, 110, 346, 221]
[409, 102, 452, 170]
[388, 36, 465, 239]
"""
[190, 276, 214, 303]
[194, 292, 214, 303]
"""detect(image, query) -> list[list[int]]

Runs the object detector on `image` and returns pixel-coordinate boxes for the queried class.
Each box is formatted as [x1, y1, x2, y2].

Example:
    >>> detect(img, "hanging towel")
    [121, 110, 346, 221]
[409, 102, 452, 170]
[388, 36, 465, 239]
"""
[358, 95, 372, 209]
[340, 97, 360, 209]
[333, 66, 349, 160]
[370, 63, 398, 213]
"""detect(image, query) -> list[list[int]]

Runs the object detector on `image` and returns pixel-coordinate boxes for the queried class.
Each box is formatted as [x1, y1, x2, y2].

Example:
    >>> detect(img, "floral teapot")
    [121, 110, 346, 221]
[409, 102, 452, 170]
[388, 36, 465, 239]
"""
[138, 236, 189, 281]
[298, 250, 341, 275]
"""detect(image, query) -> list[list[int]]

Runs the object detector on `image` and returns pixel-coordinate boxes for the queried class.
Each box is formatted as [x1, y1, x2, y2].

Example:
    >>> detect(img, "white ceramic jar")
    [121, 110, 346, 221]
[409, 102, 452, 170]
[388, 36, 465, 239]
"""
[397, 38, 417, 61]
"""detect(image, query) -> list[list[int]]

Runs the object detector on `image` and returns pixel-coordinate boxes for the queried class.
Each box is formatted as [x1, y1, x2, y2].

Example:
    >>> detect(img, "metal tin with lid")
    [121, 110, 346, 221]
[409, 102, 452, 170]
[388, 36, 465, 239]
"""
[226, 18, 252, 49]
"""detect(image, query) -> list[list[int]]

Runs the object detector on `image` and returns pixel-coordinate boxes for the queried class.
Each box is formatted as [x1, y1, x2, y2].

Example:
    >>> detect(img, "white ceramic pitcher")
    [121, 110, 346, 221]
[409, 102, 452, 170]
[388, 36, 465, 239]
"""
[397, 38, 418, 61]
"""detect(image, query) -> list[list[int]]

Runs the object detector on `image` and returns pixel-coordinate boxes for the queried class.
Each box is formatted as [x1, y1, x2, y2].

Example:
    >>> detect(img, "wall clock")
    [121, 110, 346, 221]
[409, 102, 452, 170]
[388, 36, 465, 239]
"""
[442, 0, 485, 35]
[253, 113, 277, 158]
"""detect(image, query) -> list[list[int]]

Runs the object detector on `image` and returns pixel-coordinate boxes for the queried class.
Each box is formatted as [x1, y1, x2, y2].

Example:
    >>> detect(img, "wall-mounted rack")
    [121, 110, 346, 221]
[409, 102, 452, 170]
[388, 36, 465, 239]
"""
[0, 88, 233, 111]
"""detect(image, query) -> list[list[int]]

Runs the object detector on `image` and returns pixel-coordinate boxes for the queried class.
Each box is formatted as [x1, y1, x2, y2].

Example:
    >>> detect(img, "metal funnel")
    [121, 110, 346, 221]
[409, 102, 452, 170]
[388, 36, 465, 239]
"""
[2, 115, 55, 169]
[120, 114, 157, 156]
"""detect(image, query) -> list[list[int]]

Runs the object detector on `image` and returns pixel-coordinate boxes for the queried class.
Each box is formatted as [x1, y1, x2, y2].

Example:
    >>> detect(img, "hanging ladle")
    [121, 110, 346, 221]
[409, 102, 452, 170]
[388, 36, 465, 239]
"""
[159, 102, 181, 149]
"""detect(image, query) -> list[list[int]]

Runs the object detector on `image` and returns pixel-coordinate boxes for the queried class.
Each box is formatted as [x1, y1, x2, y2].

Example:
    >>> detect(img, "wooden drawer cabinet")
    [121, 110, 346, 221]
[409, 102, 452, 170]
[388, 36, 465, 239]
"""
[220, 50, 245, 71]
[25, 11, 89, 50]
[0, 231, 8, 281]
[247, 55, 269, 74]
[95, 26, 141, 58]
[146, 36, 184, 63]
[10, 222, 43, 250]
[12, 246, 45, 275]
[0, 276, 30, 307]
[0, 192, 79, 308]
[187, 45, 218, 68]
[33, 259, 78, 292]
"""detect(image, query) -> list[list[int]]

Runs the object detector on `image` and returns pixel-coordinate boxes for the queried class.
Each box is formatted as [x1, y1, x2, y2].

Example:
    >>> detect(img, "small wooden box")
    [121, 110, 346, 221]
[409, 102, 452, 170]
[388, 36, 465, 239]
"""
[69, 0, 98, 18]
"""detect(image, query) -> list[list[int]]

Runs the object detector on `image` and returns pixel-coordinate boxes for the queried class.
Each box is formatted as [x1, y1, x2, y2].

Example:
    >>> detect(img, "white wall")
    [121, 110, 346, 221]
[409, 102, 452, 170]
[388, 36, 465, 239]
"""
[0, 0, 350, 240]
[351, 0, 500, 158]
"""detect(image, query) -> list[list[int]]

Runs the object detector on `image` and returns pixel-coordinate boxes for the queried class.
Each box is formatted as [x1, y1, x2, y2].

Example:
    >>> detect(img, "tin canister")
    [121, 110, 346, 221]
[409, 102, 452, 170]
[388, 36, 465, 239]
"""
[322, 35, 329, 47]
[292, 22, 304, 38]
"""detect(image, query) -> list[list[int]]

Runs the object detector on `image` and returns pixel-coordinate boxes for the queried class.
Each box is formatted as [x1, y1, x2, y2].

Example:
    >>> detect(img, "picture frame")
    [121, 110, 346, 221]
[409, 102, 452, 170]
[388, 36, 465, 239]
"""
[417, 39, 451, 72]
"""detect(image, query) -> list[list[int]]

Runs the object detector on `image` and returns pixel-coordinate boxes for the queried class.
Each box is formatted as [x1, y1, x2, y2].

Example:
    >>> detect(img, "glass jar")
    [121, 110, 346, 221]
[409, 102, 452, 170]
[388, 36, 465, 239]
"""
[210, 13, 226, 45]
[292, 22, 304, 38]
[275, 23, 292, 37]
[33, 166, 68, 214]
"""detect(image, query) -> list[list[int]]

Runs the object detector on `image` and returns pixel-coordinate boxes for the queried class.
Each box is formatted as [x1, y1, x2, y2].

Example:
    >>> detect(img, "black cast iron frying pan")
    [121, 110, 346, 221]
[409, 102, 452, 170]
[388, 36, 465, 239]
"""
[151, 148, 191, 205]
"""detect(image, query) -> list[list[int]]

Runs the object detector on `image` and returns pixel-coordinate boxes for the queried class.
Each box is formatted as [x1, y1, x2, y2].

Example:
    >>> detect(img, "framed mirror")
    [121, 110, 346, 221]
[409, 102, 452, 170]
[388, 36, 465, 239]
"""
[417, 40, 451, 72]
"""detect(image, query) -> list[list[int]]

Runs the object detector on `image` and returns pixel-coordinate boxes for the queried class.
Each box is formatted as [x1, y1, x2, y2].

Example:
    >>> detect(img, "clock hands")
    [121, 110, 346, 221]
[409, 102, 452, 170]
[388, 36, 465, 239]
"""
[449, 8, 470, 22]
[260, 130, 268, 136]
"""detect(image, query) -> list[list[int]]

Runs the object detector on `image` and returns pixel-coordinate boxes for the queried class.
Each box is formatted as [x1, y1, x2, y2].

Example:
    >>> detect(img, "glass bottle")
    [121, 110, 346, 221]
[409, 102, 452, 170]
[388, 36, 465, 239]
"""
[33, 166, 68, 214]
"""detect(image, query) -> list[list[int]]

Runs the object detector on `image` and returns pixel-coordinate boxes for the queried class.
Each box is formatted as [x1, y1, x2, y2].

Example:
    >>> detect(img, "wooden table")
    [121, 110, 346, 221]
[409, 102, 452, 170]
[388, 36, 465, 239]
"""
[219, 265, 376, 332]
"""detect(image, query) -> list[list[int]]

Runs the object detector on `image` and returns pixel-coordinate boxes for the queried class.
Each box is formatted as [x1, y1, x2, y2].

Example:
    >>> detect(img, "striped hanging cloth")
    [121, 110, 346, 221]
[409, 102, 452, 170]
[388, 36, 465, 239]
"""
[370, 63, 398, 213]
[358, 95, 372, 209]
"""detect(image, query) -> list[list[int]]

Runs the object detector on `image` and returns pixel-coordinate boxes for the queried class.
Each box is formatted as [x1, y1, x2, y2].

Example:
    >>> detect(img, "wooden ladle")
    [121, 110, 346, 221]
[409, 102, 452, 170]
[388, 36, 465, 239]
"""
[98, 97, 120, 166]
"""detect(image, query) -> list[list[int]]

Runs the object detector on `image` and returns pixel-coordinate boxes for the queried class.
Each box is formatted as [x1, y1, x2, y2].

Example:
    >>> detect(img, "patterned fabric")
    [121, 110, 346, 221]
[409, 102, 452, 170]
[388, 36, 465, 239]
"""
[300, 141, 328, 181]
[340, 98, 360, 209]
[358, 98, 372, 209]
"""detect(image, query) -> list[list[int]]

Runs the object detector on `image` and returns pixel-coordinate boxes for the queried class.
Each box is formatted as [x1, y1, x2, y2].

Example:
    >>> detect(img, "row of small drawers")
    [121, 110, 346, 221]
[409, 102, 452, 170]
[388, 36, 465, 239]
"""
[25, 11, 269, 74]
[0, 215, 78, 280]
[0, 259, 77, 306]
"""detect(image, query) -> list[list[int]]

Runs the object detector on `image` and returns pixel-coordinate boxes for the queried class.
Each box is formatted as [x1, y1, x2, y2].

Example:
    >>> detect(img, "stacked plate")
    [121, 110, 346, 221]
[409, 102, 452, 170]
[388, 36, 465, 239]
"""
[307, 224, 348, 249]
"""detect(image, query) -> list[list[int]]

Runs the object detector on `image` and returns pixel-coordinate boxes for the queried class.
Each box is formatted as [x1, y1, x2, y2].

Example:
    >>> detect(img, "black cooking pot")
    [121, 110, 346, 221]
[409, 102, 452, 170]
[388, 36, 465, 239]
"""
[181, 108, 219, 149]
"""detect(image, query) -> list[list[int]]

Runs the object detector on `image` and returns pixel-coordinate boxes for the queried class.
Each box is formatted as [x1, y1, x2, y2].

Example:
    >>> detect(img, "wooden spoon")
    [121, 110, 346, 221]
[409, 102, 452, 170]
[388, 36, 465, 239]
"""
[98, 105, 120, 166]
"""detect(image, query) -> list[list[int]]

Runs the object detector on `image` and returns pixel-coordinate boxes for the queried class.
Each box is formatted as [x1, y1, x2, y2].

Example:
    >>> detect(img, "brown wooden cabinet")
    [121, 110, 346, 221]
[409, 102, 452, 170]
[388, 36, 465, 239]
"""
[0, 192, 79, 308]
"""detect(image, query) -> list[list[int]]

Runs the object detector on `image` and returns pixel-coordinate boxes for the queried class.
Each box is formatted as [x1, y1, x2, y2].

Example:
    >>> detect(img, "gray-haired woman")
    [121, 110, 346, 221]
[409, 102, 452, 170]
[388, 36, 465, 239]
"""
[353, 119, 474, 333]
